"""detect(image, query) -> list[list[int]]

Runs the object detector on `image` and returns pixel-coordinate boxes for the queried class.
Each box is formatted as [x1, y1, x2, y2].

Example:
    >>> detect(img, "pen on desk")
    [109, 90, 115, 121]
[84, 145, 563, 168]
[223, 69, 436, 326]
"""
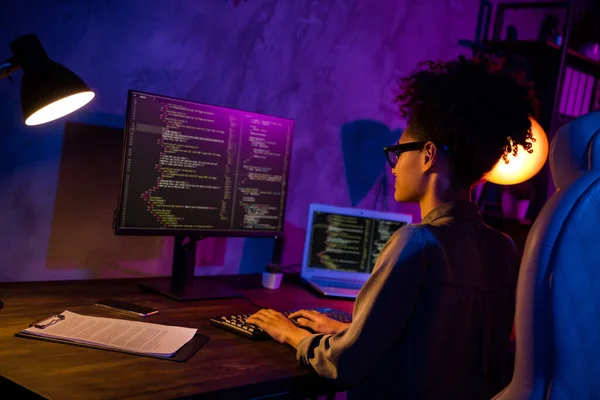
[93, 301, 158, 317]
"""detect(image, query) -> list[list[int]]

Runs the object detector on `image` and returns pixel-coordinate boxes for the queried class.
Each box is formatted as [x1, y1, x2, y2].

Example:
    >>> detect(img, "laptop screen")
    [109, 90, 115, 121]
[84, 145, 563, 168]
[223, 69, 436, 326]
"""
[303, 205, 412, 275]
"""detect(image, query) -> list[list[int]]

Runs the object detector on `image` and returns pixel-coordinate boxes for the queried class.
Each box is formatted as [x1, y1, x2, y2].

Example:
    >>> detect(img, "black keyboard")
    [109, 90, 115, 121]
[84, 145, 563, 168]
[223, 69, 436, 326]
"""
[210, 307, 352, 340]
[311, 279, 363, 290]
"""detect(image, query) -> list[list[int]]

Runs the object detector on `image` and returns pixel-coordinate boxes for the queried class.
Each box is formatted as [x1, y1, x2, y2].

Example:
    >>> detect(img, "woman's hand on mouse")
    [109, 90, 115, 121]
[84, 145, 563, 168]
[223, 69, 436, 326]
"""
[288, 309, 350, 335]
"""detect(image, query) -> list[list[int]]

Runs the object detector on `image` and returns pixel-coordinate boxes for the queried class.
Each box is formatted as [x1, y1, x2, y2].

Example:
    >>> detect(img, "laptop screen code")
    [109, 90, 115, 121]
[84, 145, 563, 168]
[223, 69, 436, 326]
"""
[307, 211, 408, 273]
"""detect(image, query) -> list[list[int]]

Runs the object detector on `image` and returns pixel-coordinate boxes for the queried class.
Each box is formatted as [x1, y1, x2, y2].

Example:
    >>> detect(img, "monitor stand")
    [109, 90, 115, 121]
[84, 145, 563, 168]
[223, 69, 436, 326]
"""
[139, 235, 243, 301]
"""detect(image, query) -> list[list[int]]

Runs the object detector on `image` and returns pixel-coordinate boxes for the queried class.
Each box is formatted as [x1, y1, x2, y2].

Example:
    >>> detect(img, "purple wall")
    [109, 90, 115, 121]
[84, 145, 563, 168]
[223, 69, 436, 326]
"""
[0, 0, 479, 282]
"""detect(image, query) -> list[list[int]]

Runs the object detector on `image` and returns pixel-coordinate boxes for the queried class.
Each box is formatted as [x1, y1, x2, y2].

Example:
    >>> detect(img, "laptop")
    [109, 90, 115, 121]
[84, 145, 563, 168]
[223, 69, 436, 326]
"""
[300, 203, 412, 299]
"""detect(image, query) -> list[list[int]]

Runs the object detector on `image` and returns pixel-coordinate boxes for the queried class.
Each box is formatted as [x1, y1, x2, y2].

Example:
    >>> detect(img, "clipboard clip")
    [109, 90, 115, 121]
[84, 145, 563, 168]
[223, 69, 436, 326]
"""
[30, 314, 65, 329]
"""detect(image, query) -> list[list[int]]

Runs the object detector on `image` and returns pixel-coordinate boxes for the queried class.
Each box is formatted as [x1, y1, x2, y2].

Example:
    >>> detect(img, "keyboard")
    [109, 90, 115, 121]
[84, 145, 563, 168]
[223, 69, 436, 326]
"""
[311, 279, 363, 290]
[210, 307, 352, 340]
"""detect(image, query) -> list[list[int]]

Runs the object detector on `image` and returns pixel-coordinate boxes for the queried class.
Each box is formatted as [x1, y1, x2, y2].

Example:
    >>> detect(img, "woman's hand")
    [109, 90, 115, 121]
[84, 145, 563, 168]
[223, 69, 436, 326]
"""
[247, 309, 311, 347]
[288, 309, 351, 334]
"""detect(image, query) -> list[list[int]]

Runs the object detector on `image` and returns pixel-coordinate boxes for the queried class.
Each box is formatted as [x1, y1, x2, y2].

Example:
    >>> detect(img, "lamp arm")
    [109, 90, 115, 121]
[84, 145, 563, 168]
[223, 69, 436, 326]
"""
[0, 57, 21, 81]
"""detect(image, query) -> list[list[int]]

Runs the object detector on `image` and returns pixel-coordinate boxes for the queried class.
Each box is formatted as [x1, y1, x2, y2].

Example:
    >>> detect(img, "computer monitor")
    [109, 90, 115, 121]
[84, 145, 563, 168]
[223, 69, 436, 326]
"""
[301, 204, 412, 285]
[114, 90, 294, 300]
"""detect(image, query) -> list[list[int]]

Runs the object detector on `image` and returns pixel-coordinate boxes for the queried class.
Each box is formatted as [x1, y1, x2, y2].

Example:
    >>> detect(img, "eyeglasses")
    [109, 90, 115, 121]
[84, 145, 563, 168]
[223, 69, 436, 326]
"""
[383, 141, 448, 168]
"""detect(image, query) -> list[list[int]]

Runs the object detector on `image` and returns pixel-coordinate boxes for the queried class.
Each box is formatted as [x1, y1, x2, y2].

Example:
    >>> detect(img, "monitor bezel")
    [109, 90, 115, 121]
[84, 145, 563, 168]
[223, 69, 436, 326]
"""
[300, 203, 413, 281]
[114, 89, 294, 238]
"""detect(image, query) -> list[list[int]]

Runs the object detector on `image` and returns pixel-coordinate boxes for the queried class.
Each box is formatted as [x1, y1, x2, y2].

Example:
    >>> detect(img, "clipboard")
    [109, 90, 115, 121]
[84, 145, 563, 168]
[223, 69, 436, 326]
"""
[15, 313, 210, 362]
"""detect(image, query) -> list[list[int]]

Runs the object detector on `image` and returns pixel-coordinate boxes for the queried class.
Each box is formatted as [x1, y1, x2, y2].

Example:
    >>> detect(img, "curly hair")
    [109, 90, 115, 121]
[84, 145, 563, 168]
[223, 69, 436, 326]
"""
[395, 55, 539, 186]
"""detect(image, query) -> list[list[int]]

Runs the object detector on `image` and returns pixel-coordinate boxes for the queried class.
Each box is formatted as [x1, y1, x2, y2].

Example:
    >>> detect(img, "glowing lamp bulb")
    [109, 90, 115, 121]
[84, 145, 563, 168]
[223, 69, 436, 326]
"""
[25, 91, 95, 126]
[484, 117, 548, 185]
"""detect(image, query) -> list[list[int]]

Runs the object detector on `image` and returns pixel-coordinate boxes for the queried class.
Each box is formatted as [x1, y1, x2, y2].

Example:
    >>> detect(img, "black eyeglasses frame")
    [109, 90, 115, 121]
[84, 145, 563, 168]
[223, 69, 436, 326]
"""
[383, 141, 449, 168]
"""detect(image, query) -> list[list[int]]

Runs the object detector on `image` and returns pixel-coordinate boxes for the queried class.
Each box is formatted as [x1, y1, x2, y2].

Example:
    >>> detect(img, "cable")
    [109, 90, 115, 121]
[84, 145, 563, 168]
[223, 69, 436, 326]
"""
[242, 297, 270, 310]
[270, 263, 302, 274]
[280, 263, 301, 269]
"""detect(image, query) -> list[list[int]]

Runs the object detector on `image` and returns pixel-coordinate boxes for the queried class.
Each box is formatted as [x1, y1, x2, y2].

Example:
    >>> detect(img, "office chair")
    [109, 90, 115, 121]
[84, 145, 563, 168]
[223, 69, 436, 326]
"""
[494, 111, 600, 399]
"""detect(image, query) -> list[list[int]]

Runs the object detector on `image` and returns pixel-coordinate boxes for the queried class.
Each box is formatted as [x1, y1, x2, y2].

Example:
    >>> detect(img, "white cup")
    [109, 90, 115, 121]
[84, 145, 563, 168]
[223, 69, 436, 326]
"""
[262, 272, 283, 289]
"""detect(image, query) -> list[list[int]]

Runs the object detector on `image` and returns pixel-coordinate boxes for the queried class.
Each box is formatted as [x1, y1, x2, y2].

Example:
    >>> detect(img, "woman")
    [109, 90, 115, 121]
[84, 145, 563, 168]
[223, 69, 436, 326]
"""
[247, 55, 537, 399]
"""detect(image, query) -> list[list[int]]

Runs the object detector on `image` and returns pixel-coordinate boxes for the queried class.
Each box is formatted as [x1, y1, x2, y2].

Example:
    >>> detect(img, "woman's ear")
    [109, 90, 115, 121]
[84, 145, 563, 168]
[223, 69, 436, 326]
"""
[422, 142, 438, 172]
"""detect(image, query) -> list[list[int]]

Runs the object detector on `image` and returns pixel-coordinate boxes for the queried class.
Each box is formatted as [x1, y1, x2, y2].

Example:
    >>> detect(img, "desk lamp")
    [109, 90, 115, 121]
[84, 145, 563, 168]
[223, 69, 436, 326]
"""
[485, 117, 549, 185]
[0, 35, 94, 310]
[0, 34, 94, 126]
[477, 117, 549, 229]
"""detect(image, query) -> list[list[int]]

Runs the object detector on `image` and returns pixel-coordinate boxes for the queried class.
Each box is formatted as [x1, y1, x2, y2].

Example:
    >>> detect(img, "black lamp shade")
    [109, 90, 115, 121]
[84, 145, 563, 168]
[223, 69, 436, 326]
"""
[20, 60, 93, 124]
[9, 34, 94, 126]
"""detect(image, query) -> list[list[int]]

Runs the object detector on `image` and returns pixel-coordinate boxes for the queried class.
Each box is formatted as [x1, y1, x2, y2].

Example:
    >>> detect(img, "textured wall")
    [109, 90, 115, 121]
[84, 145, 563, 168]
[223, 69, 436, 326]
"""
[0, 0, 479, 282]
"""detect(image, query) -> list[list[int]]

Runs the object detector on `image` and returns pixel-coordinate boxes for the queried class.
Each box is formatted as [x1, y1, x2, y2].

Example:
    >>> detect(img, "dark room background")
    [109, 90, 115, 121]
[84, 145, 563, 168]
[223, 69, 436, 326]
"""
[1, 0, 495, 281]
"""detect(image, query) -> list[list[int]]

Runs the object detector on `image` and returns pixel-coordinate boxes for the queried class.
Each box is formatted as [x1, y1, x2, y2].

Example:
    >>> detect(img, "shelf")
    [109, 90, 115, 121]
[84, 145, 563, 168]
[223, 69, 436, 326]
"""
[459, 39, 600, 77]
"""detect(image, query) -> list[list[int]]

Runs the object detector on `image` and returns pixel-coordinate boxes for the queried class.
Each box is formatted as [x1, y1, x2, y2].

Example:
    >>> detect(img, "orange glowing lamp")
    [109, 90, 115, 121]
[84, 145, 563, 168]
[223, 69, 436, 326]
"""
[484, 117, 548, 185]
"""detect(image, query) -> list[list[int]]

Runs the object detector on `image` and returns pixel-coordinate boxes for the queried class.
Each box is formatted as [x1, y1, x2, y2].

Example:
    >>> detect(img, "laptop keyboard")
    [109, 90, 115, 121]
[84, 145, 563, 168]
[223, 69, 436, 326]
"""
[312, 279, 363, 290]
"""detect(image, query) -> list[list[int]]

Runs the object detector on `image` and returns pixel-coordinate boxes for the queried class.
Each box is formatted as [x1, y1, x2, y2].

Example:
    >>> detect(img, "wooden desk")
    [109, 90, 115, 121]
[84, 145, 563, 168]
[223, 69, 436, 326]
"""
[0, 275, 354, 399]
